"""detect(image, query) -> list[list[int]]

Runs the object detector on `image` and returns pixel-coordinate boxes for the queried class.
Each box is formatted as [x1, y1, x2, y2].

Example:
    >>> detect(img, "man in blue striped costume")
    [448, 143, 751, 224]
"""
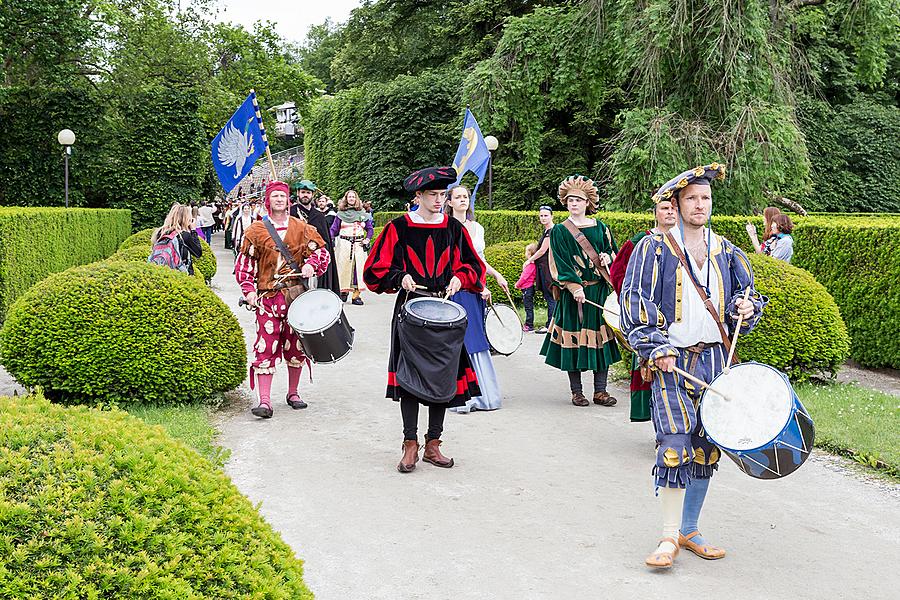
[620, 163, 767, 569]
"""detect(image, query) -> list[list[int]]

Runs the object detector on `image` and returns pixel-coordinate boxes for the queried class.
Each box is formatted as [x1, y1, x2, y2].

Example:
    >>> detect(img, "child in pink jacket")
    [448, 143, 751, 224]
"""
[515, 243, 539, 331]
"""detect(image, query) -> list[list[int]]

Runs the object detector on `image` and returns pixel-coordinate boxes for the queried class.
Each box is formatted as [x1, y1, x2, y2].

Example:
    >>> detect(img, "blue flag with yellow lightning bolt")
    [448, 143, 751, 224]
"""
[451, 108, 491, 205]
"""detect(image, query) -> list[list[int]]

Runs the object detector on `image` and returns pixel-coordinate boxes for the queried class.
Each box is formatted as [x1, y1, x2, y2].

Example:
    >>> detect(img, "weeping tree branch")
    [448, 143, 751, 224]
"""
[765, 190, 808, 215]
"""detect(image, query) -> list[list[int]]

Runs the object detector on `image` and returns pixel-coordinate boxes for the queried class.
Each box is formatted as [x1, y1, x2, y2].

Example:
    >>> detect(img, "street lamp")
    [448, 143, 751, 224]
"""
[57, 129, 75, 208]
[484, 135, 499, 210]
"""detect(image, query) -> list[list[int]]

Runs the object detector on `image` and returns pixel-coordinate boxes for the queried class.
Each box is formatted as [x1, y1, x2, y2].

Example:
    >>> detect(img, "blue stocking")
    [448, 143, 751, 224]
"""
[680, 476, 711, 544]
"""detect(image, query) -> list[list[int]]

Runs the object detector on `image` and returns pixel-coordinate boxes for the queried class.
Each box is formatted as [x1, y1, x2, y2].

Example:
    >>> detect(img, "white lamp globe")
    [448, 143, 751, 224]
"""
[484, 135, 499, 151]
[57, 129, 76, 146]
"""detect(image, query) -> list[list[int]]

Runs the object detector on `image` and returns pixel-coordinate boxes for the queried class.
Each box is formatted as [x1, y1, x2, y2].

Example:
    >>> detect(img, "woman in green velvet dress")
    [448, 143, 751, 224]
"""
[540, 175, 621, 407]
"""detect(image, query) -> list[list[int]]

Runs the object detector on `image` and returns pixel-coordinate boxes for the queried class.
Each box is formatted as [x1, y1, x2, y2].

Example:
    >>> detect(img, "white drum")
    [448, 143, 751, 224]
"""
[484, 303, 523, 356]
[602, 291, 631, 351]
[286, 288, 354, 363]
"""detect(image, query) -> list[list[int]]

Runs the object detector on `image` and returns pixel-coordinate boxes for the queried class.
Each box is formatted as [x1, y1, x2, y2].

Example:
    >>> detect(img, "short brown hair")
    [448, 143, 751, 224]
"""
[773, 214, 794, 234]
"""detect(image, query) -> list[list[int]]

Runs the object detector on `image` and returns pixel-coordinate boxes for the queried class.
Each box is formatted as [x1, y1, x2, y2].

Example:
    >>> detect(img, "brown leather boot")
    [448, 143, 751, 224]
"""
[422, 437, 454, 468]
[397, 439, 420, 473]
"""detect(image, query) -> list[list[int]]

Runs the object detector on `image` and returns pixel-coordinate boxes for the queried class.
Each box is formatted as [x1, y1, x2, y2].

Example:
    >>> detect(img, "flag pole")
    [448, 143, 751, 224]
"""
[250, 89, 278, 180]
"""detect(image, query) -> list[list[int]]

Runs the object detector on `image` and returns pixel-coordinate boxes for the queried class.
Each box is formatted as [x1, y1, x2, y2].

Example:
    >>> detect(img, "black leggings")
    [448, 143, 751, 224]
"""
[567, 369, 609, 395]
[400, 397, 446, 441]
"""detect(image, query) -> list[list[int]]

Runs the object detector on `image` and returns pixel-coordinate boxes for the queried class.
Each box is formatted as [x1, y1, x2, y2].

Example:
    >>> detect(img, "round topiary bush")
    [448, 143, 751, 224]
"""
[118, 227, 154, 250]
[741, 254, 850, 380]
[106, 244, 205, 281]
[0, 394, 313, 598]
[0, 261, 245, 405]
[484, 240, 545, 305]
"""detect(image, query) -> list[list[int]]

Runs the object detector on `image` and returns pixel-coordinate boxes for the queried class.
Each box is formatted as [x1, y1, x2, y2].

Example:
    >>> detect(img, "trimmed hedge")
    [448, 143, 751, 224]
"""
[379, 210, 900, 368]
[0, 393, 312, 598]
[0, 261, 245, 405]
[0, 208, 131, 321]
[119, 228, 216, 282]
[484, 240, 544, 306]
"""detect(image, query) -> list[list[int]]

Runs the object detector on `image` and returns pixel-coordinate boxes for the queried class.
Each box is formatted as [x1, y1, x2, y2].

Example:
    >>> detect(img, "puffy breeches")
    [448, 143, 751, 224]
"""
[252, 292, 307, 374]
[651, 343, 725, 488]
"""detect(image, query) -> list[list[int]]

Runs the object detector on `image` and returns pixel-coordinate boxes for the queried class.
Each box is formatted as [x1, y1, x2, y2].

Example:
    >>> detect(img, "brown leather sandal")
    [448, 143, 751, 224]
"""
[678, 531, 726, 560]
[571, 392, 589, 406]
[645, 537, 679, 569]
[593, 391, 617, 406]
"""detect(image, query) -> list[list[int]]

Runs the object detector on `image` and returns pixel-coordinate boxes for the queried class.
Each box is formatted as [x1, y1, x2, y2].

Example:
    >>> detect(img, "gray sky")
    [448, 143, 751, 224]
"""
[215, 0, 362, 44]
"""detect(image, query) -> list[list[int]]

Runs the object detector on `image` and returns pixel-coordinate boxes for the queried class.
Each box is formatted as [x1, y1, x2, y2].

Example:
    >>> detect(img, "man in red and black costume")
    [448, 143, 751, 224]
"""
[363, 166, 486, 473]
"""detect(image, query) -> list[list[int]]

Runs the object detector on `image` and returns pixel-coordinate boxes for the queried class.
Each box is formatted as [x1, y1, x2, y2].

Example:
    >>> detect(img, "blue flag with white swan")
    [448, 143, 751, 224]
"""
[451, 108, 491, 204]
[212, 92, 267, 193]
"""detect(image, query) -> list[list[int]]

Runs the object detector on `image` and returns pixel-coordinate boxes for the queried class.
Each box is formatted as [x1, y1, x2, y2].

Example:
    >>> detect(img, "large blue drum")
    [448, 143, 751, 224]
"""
[700, 362, 815, 480]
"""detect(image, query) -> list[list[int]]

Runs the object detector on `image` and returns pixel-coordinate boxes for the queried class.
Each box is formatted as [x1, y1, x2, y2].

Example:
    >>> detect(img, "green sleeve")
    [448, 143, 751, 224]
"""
[549, 224, 582, 285]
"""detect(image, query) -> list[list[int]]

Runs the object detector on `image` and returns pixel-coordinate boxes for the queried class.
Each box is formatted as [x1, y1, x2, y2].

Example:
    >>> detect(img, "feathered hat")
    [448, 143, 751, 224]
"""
[651, 163, 726, 205]
[558, 175, 599, 213]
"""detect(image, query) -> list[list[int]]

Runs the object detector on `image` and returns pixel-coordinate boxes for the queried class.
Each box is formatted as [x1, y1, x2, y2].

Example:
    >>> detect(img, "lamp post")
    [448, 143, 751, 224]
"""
[57, 129, 75, 208]
[484, 135, 499, 210]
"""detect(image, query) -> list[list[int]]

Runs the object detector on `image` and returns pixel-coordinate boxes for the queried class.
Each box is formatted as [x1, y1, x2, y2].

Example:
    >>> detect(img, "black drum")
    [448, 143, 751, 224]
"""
[396, 297, 468, 401]
[286, 288, 354, 363]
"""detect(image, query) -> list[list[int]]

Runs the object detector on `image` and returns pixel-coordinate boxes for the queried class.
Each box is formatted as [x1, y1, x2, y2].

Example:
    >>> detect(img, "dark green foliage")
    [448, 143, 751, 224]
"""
[797, 96, 900, 213]
[103, 88, 208, 231]
[740, 255, 850, 380]
[0, 208, 131, 321]
[304, 71, 462, 208]
[0, 261, 245, 405]
[377, 210, 900, 367]
[0, 393, 312, 598]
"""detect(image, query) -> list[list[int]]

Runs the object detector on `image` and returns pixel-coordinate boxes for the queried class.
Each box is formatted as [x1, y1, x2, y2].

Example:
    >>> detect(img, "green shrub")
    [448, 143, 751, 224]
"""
[483, 240, 544, 306]
[740, 255, 851, 380]
[107, 245, 205, 281]
[120, 228, 216, 282]
[194, 237, 216, 282]
[0, 393, 312, 598]
[0, 261, 245, 405]
[0, 208, 131, 322]
[383, 210, 900, 368]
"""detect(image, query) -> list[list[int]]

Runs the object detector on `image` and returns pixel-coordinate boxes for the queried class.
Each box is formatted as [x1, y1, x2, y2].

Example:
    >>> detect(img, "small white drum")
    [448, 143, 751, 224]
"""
[484, 303, 523, 356]
[700, 362, 815, 480]
[602, 291, 631, 352]
[286, 288, 354, 363]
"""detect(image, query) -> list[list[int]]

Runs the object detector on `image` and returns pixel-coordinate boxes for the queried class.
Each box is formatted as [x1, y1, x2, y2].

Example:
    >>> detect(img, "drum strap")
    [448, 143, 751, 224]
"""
[562, 219, 614, 288]
[664, 232, 738, 363]
[262, 216, 303, 273]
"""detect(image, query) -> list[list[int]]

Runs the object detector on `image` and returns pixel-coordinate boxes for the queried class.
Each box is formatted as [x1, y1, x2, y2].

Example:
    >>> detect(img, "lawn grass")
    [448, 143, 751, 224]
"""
[796, 382, 899, 477]
[126, 404, 229, 467]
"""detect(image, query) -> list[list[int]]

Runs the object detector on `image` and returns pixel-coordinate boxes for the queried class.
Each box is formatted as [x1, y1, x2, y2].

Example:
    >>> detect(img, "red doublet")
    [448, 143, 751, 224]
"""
[363, 214, 486, 406]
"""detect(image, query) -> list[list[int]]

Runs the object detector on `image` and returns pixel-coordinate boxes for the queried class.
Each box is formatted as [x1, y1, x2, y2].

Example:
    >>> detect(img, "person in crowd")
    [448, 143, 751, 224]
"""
[330, 189, 375, 305]
[151, 203, 203, 275]
[768, 213, 795, 263]
[230, 202, 255, 259]
[745, 206, 781, 255]
[363, 166, 485, 473]
[516, 243, 539, 332]
[235, 181, 331, 419]
[526, 206, 557, 334]
[290, 179, 341, 295]
[316, 195, 337, 232]
[444, 184, 509, 413]
[362, 200, 374, 216]
[540, 176, 620, 408]
[609, 196, 677, 423]
[197, 201, 217, 242]
[620, 163, 766, 570]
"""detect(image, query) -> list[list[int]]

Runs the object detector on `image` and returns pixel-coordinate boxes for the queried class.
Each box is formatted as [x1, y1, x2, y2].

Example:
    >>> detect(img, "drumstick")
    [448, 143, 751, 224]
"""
[487, 298, 504, 326]
[670, 366, 735, 403]
[413, 284, 428, 290]
[724, 288, 752, 372]
[581, 298, 603, 310]
[502, 286, 516, 309]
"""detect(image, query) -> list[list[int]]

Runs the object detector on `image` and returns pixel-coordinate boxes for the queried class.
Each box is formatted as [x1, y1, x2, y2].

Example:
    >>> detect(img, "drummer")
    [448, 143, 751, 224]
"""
[619, 163, 767, 569]
[235, 181, 331, 419]
[363, 166, 486, 473]
[609, 197, 677, 423]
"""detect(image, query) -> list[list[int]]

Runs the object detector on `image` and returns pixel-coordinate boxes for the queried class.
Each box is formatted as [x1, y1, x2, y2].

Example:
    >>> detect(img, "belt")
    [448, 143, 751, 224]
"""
[340, 235, 366, 242]
[681, 341, 722, 354]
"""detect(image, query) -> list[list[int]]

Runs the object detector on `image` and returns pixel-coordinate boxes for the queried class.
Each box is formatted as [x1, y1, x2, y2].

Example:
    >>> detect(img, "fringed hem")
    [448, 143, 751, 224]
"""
[691, 461, 718, 479]
[653, 464, 691, 490]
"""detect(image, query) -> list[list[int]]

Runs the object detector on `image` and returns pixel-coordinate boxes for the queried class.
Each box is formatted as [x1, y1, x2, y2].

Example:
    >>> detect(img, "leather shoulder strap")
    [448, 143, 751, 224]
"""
[663, 231, 736, 359]
[562, 219, 613, 287]
[263, 217, 302, 273]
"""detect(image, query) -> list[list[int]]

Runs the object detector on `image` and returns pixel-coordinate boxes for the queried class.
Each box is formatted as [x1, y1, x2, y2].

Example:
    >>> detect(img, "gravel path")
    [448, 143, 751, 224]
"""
[183, 239, 900, 599]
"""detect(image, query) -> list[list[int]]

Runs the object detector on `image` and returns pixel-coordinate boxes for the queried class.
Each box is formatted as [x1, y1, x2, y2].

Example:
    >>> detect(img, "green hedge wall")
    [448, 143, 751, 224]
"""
[0, 208, 131, 321]
[0, 394, 312, 598]
[376, 210, 900, 368]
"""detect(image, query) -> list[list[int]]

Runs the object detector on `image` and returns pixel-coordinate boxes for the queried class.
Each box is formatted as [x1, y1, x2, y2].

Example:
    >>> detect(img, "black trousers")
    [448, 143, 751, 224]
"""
[400, 397, 446, 441]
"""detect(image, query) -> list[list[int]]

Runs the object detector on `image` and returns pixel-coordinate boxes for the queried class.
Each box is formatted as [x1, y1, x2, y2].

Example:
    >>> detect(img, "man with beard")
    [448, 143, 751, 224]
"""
[290, 179, 340, 295]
